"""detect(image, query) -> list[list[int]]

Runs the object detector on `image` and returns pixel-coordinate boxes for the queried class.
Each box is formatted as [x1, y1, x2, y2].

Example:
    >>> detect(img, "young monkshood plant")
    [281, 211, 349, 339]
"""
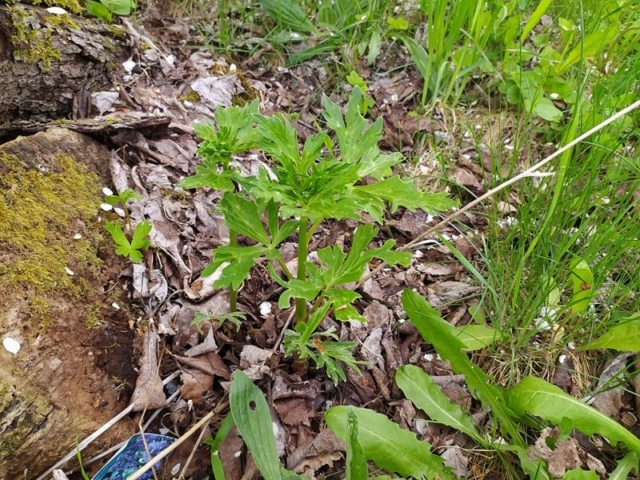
[178, 100, 261, 312]
[104, 188, 151, 264]
[180, 88, 456, 383]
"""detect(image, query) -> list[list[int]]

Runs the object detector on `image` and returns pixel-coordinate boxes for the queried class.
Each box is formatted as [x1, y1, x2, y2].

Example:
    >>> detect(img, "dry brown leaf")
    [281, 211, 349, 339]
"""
[274, 398, 315, 427]
[180, 367, 213, 404]
[184, 327, 218, 356]
[219, 426, 244, 480]
[442, 448, 470, 479]
[130, 329, 167, 411]
[427, 281, 480, 307]
[591, 353, 632, 419]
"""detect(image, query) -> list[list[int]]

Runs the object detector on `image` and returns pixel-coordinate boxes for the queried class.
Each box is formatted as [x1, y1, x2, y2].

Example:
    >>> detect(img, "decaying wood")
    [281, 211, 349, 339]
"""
[0, 2, 129, 124]
[0, 128, 136, 478]
[0, 111, 172, 140]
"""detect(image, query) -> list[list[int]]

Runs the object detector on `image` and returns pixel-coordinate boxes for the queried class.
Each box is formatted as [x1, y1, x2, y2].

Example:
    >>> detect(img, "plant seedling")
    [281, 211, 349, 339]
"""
[103, 188, 151, 264]
[179, 100, 261, 312]
[181, 87, 456, 382]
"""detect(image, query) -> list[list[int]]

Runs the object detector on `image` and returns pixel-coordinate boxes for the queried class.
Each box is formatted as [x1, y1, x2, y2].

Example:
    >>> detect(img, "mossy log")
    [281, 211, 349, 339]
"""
[0, 128, 136, 478]
[0, 1, 128, 124]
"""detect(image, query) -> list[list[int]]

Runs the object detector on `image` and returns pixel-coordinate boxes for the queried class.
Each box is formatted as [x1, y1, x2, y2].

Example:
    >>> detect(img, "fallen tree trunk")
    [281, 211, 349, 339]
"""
[0, 128, 137, 478]
[0, 1, 128, 124]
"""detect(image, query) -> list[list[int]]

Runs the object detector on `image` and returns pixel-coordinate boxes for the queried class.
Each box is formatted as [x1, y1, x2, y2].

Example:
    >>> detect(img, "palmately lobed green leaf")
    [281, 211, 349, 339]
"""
[219, 194, 271, 245]
[131, 220, 152, 250]
[356, 177, 457, 214]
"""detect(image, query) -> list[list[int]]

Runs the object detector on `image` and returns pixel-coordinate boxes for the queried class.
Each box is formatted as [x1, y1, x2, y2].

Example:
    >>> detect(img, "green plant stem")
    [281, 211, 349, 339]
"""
[276, 257, 294, 280]
[229, 229, 238, 312]
[295, 215, 309, 323]
[300, 295, 328, 344]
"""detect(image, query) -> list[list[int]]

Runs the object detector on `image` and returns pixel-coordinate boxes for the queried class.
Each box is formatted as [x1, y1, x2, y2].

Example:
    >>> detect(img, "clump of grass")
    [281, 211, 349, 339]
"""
[475, 50, 640, 387]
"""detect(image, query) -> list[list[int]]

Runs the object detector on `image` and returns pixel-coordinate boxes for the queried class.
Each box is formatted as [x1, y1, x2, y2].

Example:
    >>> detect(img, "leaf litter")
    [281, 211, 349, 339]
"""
[53, 10, 640, 480]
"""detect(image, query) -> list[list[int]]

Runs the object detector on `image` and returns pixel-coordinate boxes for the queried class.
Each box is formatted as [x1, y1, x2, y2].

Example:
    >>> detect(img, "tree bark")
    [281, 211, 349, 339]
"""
[0, 2, 129, 124]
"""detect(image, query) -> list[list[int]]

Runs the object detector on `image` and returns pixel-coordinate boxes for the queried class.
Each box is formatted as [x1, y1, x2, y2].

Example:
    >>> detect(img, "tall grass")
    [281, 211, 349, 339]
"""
[475, 48, 640, 384]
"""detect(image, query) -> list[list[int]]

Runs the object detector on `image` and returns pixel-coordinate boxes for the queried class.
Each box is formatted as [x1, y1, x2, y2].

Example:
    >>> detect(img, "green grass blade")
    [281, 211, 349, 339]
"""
[396, 365, 483, 443]
[507, 376, 640, 455]
[402, 289, 525, 447]
[260, 0, 315, 33]
[206, 414, 235, 460]
[211, 450, 225, 480]
[520, 0, 552, 43]
[229, 371, 282, 480]
[346, 408, 368, 480]
[326, 406, 453, 479]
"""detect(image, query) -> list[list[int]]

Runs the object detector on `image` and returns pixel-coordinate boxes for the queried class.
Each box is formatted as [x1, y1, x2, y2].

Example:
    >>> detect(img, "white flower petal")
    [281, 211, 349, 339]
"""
[46, 6, 67, 14]
[3, 337, 20, 354]
[122, 58, 136, 74]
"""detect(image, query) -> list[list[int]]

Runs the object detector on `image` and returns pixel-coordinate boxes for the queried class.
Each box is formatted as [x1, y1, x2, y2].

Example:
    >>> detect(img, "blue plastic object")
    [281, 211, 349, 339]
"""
[92, 433, 175, 480]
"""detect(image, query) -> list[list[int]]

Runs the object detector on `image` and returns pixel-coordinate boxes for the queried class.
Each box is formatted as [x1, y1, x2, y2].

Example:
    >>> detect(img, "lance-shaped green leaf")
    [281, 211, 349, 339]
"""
[569, 258, 593, 313]
[230, 371, 303, 480]
[101, 0, 133, 15]
[506, 376, 640, 455]
[219, 194, 270, 245]
[454, 324, 504, 351]
[397, 365, 483, 443]
[230, 370, 281, 480]
[326, 406, 453, 479]
[356, 176, 457, 214]
[402, 289, 525, 447]
[580, 313, 640, 352]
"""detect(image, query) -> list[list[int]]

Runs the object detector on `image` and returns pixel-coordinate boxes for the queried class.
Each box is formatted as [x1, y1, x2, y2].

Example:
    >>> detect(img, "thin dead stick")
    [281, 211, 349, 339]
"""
[64, 389, 181, 475]
[126, 400, 229, 480]
[36, 371, 181, 480]
[179, 414, 213, 478]
[272, 308, 297, 353]
[35, 403, 136, 480]
[357, 98, 640, 288]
